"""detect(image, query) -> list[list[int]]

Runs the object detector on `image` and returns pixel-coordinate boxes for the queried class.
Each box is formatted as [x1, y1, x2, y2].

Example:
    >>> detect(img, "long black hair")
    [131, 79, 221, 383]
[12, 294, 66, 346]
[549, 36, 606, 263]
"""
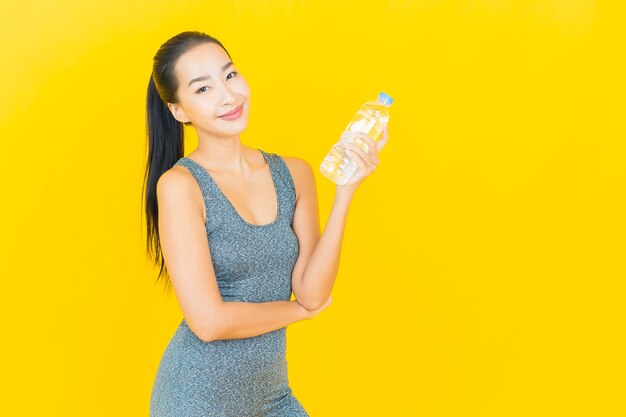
[142, 31, 232, 293]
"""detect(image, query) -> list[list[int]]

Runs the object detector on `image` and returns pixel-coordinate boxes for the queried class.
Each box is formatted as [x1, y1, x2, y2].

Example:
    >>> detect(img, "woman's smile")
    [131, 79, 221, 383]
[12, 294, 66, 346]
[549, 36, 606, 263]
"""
[218, 103, 244, 120]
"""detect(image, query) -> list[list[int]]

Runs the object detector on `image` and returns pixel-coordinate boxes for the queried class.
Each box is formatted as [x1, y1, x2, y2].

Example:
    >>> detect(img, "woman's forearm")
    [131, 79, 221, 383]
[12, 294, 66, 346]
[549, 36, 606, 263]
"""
[206, 300, 309, 342]
[298, 188, 355, 310]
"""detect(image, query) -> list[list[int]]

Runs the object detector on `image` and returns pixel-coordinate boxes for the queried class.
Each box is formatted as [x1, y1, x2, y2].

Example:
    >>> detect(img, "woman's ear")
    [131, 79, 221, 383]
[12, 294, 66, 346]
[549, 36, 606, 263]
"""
[167, 102, 191, 124]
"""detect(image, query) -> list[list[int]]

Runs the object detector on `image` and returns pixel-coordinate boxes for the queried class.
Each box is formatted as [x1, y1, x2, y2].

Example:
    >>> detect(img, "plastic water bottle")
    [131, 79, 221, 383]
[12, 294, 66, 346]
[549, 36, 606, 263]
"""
[320, 92, 393, 185]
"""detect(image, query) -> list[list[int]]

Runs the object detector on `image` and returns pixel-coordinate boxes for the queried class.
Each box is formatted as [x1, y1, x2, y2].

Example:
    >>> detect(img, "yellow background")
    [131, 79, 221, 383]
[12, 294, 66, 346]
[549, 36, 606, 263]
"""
[1, 0, 624, 416]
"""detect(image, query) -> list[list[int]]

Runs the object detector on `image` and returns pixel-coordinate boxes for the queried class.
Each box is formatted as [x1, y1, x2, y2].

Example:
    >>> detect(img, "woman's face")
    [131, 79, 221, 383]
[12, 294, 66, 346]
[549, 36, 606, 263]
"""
[169, 42, 250, 136]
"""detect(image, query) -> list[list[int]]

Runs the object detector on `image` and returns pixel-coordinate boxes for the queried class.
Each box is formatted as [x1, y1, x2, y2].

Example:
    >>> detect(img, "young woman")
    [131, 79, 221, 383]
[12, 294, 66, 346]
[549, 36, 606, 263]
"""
[143, 31, 388, 417]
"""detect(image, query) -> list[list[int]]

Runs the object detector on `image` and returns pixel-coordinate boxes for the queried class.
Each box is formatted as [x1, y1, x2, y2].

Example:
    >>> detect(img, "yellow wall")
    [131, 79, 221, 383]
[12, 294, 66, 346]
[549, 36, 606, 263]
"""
[1, 1, 624, 416]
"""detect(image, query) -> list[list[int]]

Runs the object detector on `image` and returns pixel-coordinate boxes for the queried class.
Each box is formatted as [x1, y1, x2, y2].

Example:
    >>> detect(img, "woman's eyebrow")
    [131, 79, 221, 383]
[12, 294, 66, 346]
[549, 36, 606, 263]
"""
[187, 61, 234, 87]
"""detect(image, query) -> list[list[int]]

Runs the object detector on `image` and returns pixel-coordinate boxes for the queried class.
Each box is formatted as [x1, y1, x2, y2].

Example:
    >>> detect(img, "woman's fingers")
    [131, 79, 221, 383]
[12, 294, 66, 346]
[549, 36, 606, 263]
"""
[376, 122, 389, 153]
[347, 149, 372, 175]
[343, 127, 389, 178]
[345, 141, 375, 174]
[357, 132, 380, 165]
[337, 127, 387, 189]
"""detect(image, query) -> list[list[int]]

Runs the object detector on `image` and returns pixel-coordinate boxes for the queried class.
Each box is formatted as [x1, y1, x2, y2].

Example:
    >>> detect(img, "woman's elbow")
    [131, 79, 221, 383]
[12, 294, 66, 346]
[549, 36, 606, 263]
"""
[296, 296, 324, 311]
[187, 313, 221, 343]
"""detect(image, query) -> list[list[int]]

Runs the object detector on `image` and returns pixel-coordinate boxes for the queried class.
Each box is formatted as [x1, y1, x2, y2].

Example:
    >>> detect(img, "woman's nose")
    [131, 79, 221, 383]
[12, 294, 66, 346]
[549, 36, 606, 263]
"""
[219, 86, 236, 103]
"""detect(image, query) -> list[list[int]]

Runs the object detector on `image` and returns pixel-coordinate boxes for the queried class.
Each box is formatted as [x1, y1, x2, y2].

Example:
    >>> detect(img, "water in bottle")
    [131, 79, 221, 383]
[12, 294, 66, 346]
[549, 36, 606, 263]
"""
[320, 91, 393, 185]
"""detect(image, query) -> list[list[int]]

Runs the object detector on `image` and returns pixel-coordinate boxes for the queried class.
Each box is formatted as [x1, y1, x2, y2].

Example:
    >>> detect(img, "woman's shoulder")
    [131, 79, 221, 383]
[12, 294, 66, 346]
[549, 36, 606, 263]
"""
[272, 153, 316, 203]
[162, 158, 196, 181]
[157, 161, 206, 219]
[271, 153, 311, 176]
[270, 152, 310, 170]
[158, 161, 198, 192]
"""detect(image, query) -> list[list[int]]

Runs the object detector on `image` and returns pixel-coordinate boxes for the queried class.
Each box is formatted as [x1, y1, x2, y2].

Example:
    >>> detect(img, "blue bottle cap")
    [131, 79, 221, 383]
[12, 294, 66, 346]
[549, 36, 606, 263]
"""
[378, 92, 393, 105]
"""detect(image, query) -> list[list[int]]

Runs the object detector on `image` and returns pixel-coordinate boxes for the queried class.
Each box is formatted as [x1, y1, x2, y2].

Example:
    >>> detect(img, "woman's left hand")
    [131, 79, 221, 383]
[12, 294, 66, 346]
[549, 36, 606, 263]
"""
[337, 121, 389, 193]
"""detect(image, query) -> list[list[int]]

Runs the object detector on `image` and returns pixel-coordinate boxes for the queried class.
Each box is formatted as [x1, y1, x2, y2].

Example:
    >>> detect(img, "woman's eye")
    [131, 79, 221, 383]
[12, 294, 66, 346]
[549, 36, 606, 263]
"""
[196, 72, 238, 94]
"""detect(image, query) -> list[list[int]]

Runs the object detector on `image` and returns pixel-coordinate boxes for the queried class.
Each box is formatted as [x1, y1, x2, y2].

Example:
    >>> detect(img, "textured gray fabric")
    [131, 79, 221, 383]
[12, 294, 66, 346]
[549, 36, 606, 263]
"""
[150, 149, 309, 417]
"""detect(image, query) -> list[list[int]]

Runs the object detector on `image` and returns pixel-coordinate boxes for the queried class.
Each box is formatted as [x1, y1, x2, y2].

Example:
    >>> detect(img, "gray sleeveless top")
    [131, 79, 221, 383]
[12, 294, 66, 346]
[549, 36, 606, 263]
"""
[173, 149, 300, 303]
[150, 149, 308, 416]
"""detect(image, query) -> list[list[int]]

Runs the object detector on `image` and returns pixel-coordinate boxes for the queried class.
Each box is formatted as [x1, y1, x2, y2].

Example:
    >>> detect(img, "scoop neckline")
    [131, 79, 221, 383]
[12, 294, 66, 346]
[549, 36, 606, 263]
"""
[182, 149, 281, 228]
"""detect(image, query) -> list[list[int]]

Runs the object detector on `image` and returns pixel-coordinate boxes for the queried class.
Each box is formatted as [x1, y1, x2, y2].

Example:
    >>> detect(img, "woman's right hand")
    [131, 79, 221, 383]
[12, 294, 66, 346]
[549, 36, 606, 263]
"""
[300, 295, 333, 320]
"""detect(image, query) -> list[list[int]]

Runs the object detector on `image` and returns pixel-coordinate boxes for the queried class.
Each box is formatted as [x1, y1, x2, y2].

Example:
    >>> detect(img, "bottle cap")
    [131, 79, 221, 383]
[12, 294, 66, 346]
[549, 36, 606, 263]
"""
[378, 92, 394, 105]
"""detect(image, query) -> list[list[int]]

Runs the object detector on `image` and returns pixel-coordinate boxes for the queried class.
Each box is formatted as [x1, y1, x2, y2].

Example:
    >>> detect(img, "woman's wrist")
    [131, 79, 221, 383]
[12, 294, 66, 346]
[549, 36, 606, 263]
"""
[334, 186, 356, 201]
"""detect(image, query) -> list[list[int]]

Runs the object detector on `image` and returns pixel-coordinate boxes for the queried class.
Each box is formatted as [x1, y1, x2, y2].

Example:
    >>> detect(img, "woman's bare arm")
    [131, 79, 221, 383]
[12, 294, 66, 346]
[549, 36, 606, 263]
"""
[212, 297, 331, 342]
[285, 157, 354, 311]
[287, 130, 385, 311]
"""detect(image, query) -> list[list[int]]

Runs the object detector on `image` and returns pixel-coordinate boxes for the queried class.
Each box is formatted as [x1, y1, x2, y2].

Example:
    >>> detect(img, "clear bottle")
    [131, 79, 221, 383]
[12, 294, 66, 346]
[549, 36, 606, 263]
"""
[320, 92, 393, 185]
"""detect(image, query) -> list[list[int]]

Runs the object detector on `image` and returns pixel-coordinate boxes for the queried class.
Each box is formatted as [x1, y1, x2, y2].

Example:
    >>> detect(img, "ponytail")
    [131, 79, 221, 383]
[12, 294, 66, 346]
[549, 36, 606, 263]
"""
[142, 31, 230, 293]
[142, 74, 184, 294]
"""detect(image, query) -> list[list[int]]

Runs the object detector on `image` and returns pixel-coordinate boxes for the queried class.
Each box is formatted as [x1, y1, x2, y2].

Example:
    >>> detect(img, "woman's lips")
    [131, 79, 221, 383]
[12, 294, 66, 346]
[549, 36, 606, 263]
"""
[218, 104, 243, 119]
